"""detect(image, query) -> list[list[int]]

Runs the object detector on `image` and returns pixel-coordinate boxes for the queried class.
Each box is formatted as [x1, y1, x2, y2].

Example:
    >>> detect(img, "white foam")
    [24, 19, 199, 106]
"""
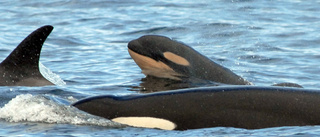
[39, 63, 66, 86]
[0, 94, 123, 128]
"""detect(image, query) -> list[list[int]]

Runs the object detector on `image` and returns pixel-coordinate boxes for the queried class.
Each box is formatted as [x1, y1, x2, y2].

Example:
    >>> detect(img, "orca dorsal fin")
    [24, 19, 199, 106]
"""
[0, 25, 54, 86]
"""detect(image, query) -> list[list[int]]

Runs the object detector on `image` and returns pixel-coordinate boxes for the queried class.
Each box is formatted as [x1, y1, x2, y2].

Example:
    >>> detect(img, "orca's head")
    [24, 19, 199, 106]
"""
[128, 35, 194, 80]
[128, 35, 252, 85]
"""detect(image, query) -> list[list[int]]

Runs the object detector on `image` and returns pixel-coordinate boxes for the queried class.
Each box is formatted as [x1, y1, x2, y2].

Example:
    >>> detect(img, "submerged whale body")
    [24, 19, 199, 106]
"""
[128, 35, 251, 85]
[0, 25, 54, 86]
[73, 86, 320, 130]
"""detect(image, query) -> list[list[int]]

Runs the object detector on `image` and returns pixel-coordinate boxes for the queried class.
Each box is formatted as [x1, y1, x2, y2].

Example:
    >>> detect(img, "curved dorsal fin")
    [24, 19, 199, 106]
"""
[0, 25, 54, 86]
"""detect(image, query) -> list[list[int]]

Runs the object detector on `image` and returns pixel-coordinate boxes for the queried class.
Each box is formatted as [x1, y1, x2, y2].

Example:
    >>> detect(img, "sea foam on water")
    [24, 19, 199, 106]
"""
[0, 94, 123, 128]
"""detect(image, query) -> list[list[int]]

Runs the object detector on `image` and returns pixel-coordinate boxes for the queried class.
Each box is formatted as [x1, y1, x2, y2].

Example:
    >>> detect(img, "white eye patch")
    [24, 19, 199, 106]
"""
[163, 52, 190, 66]
[128, 49, 183, 80]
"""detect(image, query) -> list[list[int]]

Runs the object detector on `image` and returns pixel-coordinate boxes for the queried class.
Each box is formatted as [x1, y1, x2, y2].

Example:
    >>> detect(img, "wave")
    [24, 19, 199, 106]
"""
[0, 94, 124, 128]
[122, 26, 186, 35]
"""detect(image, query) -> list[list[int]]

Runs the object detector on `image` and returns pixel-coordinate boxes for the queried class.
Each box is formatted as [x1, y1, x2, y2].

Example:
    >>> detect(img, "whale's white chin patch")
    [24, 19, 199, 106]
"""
[128, 49, 183, 80]
[112, 117, 176, 130]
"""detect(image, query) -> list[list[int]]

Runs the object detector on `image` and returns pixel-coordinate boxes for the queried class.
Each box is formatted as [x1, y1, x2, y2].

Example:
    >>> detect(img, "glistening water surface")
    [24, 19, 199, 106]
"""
[0, 0, 320, 136]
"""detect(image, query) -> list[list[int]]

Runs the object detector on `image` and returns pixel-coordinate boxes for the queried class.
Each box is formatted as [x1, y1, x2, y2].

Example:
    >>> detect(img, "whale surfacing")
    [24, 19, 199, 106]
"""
[128, 35, 251, 85]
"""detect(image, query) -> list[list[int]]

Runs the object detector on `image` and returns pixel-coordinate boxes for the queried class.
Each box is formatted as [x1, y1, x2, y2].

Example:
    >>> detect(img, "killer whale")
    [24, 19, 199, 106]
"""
[128, 35, 251, 85]
[127, 35, 303, 91]
[72, 86, 320, 130]
[0, 25, 54, 86]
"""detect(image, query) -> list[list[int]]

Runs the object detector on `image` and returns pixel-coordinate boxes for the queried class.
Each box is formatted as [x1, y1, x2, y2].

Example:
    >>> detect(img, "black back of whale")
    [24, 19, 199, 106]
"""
[0, 25, 54, 86]
[73, 86, 320, 130]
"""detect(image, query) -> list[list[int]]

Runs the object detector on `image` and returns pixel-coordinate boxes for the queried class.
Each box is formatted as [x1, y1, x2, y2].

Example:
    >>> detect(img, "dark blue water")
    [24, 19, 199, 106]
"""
[1, 0, 320, 136]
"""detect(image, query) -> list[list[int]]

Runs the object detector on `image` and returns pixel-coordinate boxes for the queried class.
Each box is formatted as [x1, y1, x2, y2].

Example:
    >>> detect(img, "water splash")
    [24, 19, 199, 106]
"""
[0, 94, 124, 128]
[39, 63, 66, 86]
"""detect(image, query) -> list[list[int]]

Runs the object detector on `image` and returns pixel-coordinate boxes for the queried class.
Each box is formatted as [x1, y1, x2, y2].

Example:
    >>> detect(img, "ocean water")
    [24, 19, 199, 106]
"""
[0, 0, 320, 136]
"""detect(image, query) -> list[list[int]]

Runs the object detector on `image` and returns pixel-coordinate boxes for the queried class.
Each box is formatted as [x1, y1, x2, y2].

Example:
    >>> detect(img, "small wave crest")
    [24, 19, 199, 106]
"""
[0, 94, 124, 128]
[39, 63, 66, 86]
